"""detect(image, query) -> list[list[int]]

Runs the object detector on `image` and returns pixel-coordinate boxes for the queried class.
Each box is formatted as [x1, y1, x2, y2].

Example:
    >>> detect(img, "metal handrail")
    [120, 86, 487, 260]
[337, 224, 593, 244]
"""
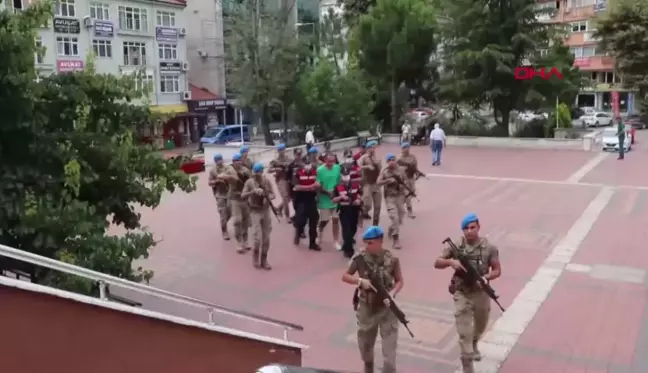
[0, 243, 303, 340]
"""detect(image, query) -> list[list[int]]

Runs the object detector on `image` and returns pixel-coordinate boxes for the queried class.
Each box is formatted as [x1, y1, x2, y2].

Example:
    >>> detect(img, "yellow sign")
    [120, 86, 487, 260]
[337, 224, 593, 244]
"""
[150, 103, 188, 114]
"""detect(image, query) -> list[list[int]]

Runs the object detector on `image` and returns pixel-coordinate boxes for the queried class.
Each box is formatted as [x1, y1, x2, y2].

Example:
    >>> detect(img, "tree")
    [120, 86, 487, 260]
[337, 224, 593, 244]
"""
[350, 0, 437, 132]
[595, 0, 648, 107]
[0, 5, 195, 294]
[224, 0, 311, 144]
[319, 7, 347, 73]
[439, 0, 552, 133]
[295, 60, 374, 138]
[338, 0, 375, 26]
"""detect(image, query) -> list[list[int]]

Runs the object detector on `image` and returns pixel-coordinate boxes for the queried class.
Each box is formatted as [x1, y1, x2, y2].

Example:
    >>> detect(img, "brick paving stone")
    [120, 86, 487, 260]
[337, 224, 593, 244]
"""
[580, 148, 648, 188]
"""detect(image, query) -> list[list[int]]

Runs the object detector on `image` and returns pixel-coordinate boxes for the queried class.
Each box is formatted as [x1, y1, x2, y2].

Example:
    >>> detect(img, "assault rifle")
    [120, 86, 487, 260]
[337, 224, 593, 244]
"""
[352, 255, 415, 338]
[258, 181, 281, 222]
[442, 238, 506, 312]
[369, 157, 418, 200]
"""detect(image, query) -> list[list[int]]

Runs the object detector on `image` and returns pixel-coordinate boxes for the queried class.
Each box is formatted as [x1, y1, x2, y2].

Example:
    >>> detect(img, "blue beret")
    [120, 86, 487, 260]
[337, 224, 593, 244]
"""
[240, 145, 249, 153]
[401, 142, 410, 148]
[308, 147, 319, 154]
[213, 153, 223, 161]
[461, 213, 479, 229]
[362, 226, 384, 240]
[276, 143, 286, 150]
[365, 141, 377, 148]
[386, 154, 395, 161]
[252, 163, 264, 173]
[232, 152, 241, 161]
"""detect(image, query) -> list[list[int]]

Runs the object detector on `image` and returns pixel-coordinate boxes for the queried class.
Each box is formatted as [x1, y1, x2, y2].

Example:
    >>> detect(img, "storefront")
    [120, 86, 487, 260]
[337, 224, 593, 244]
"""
[186, 85, 251, 138]
[576, 85, 636, 114]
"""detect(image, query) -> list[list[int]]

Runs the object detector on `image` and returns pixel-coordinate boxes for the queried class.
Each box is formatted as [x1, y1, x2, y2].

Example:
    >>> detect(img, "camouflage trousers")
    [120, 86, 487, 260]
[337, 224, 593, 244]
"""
[384, 195, 405, 237]
[250, 208, 272, 263]
[404, 178, 416, 212]
[230, 199, 250, 247]
[276, 179, 291, 217]
[214, 196, 231, 231]
[454, 290, 491, 373]
[356, 303, 399, 373]
[362, 183, 382, 224]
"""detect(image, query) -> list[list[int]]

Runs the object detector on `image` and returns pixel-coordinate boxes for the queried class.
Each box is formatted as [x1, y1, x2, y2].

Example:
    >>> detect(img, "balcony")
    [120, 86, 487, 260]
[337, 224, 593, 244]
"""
[573, 56, 614, 70]
[565, 31, 599, 46]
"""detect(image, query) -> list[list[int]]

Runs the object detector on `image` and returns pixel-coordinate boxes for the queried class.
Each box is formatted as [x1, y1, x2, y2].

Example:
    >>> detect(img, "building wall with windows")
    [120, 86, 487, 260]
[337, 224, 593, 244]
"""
[536, 0, 636, 113]
[31, 0, 190, 108]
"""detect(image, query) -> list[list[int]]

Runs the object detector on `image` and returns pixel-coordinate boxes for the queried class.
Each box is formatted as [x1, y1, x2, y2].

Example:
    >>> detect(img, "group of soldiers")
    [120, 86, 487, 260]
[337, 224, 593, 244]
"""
[208, 141, 503, 373]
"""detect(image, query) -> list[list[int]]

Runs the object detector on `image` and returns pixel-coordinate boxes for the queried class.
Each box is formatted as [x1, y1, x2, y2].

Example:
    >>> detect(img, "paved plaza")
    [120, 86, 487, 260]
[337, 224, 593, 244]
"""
[127, 132, 648, 373]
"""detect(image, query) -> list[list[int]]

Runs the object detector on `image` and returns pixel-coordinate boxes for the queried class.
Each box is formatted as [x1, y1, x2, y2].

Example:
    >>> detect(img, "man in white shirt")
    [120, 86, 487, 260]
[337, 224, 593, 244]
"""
[429, 123, 446, 166]
[401, 122, 412, 143]
[305, 128, 315, 151]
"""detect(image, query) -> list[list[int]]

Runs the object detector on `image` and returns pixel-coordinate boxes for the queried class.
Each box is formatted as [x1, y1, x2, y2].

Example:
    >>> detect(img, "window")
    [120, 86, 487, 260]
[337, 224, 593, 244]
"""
[156, 11, 175, 26]
[56, 36, 79, 56]
[92, 40, 112, 58]
[123, 42, 147, 66]
[571, 21, 587, 32]
[538, 49, 549, 57]
[160, 74, 180, 93]
[56, 0, 76, 17]
[567, 0, 595, 8]
[90, 3, 110, 20]
[35, 37, 44, 64]
[570, 46, 595, 58]
[136, 74, 154, 92]
[13, 0, 23, 12]
[158, 44, 177, 60]
[118, 6, 148, 32]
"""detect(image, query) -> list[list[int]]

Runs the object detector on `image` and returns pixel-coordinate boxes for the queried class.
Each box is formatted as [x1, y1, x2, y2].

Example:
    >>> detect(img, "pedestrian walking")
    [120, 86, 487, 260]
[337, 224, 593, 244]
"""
[429, 123, 446, 166]
[241, 163, 275, 269]
[433, 213, 502, 373]
[207, 153, 231, 240]
[316, 152, 342, 249]
[222, 153, 252, 253]
[269, 143, 292, 219]
[358, 141, 382, 225]
[305, 127, 315, 151]
[377, 154, 407, 249]
[396, 142, 419, 218]
[292, 148, 321, 251]
[333, 165, 362, 258]
[342, 225, 404, 373]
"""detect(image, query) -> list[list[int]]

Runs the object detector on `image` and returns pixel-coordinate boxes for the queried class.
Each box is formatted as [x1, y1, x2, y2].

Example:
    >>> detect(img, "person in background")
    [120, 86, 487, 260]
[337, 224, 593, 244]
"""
[334, 166, 362, 258]
[269, 143, 292, 220]
[292, 148, 321, 251]
[358, 141, 382, 225]
[316, 152, 342, 250]
[429, 123, 446, 166]
[343, 149, 362, 183]
[617, 117, 625, 160]
[207, 153, 231, 240]
[286, 148, 304, 230]
[319, 141, 339, 164]
[305, 127, 315, 151]
[239, 145, 253, 170]
[401, 122, 412, 144]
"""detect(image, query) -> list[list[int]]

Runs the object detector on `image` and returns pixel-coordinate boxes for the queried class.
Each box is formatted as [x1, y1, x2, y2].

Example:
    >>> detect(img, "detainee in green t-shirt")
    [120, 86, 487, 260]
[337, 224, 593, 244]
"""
[316, 152, 342, 249]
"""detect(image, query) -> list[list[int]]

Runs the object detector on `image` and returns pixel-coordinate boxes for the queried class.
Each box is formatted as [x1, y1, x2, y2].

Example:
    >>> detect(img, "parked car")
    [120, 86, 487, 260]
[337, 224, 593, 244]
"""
[571, 107, 585, 120]
[625, 114, 647, 129]
[200, 124, 251, 146]
[601, 127, 631, 152]
[517, 111, 548, 122]
[581, 112, 614, 127]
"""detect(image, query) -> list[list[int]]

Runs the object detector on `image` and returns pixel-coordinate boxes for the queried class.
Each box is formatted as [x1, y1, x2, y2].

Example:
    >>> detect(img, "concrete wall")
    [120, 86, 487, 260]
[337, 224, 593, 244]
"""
[0, 279, 303, 373]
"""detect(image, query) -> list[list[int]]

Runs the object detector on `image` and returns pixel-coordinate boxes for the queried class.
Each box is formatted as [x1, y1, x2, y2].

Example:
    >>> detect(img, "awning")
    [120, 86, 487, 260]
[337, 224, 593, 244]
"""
[150, 103, 188, 114]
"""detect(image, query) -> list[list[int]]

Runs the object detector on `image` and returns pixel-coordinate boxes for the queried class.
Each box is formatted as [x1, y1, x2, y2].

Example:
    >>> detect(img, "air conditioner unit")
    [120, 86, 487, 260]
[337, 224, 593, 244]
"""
[178, 27, 187, 36]
[197, 49, 208, 58]
[82, 15, 93, 28]
[182, 91, 191, 100]
[182, 61, 189, 71]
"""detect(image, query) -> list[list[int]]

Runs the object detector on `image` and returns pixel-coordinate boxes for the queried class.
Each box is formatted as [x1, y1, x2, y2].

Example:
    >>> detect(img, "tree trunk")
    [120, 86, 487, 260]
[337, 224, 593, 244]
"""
[260, 104, 274, 145]
[390, 76, 398, 133]
[281, 102, 289, 143]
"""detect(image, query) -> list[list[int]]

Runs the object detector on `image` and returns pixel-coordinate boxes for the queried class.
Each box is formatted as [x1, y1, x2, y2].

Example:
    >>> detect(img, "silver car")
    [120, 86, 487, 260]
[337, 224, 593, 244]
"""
[582, 112, 614, 127]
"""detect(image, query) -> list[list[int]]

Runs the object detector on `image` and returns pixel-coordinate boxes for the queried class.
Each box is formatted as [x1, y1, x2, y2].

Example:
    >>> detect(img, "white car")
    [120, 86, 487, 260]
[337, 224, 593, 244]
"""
[601, 127, 631, 152]
[582, 112, 614, 127]
[518, 111, 548, 121]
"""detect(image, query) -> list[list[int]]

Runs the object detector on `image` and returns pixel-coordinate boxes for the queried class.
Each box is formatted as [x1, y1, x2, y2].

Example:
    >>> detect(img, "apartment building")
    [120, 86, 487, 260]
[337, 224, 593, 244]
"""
[537, 0, 636, 114]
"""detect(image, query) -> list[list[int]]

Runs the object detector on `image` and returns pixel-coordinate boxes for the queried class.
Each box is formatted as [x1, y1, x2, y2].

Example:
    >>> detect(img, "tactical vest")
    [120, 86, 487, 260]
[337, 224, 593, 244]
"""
[450, 237, 492, 293]
[355, 251, 396, 309]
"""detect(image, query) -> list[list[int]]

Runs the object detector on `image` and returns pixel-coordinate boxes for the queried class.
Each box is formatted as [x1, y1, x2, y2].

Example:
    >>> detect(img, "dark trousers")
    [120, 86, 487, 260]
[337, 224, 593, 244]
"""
[294, 199, 319, 243]
[339, 205, 360, 254]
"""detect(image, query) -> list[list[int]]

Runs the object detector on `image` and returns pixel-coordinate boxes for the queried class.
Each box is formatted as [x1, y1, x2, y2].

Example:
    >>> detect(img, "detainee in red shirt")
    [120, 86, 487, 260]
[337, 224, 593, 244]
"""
[333, 165, 363, 258]
[343, 149, 361, 183]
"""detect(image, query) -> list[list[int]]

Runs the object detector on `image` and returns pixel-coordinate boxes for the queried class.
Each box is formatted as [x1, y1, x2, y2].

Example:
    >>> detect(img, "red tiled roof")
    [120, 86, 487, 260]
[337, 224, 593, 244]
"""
[188, 84, 222, 100]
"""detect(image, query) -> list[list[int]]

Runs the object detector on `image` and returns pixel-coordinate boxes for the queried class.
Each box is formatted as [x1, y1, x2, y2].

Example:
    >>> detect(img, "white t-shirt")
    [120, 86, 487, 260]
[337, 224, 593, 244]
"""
[305, 130, 315, 144]
[401, 124, 411, 134]
[430, 128, 446, 141]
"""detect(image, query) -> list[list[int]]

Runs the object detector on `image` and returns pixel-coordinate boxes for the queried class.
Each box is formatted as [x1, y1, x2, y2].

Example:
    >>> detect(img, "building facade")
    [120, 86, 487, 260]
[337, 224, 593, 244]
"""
[537, 0, 636, 114]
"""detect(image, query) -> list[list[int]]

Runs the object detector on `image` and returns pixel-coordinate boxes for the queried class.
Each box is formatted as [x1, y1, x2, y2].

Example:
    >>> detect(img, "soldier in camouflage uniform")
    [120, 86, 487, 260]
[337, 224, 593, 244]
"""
[396, 142, 419, 218]
[358, 141, 382, 225]
[240, 145, 254, 170]
[222, 152, 253, 254]
[269, 143, 292, 220]
[434, 213, 502, 373]
[207, 153, 231, 240]
[376, 154, 407, 250]
[241, 163, 276, 270]
[342, 226, 403, 373]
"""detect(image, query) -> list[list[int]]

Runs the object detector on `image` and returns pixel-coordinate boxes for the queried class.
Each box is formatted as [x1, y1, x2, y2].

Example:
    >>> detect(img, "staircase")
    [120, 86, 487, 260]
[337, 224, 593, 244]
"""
[0, 244, 307, 373]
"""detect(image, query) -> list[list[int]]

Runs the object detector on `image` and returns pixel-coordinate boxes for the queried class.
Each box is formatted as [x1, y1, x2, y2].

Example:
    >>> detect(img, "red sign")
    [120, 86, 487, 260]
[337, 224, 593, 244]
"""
[611, 91, 619, 118]
[56, 60, 84, 72]
[513, 67, 563, 80]
[573, 57, 590, 67]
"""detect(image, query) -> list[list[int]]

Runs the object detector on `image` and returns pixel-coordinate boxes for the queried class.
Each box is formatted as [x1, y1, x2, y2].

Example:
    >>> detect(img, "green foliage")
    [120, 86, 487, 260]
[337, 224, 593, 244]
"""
[295, 60, 374, 138]
[556, 102, 572, 128]
[349, 0, 437, 131]
[595, 0, 648, 106]
[0, 5, 195, 294]
[319, 7, 347, 72]
[338, 0, 376, 26]
[224, 0, 311, 144]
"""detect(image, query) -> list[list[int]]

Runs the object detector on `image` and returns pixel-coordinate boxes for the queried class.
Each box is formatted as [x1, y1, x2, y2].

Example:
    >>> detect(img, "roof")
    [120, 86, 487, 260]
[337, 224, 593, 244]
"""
[156, 0, 187, 6]
[189, 84, 223, 101]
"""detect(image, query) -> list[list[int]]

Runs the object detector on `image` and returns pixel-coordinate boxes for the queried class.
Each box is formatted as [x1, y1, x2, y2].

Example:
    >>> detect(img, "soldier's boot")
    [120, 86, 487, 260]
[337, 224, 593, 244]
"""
[243, 232, 251, 251]
[372, 218, 379, 226]
[260, 253, 272, 270]
[407, 207, 416, 219]
[461, 357, 475, 373]
[221, 226, 230, 241]
[362, 361, 374, 373]
[252, 249, 261, 269]
[392, 235, 402, 250]
[472, 340, 482, 361]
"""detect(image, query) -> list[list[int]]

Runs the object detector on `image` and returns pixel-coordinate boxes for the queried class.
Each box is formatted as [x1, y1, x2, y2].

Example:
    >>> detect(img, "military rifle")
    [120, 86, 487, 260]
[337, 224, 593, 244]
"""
[368, 157, 418, 200]
[258, 180, 281, 222]
[442, 238, 506, 312]
[353, 255, 415, 338]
